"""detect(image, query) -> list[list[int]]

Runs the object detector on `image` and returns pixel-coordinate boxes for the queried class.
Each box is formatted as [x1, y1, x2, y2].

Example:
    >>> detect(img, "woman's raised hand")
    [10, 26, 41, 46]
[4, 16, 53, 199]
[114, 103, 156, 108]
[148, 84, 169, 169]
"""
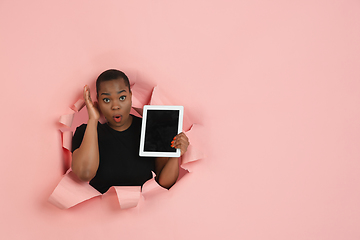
[84, 85, 100, 121]
[171, 132, 190, 156]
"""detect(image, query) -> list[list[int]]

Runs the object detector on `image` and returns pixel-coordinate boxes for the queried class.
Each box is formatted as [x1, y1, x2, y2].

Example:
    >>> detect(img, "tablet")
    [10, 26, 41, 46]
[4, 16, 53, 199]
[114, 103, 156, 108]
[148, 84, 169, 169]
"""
[139, 105, 184, 157]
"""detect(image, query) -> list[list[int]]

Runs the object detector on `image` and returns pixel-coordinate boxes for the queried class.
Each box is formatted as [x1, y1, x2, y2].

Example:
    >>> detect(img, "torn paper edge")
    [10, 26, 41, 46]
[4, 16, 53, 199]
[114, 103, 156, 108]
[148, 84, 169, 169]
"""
[50, 83, 204, 209]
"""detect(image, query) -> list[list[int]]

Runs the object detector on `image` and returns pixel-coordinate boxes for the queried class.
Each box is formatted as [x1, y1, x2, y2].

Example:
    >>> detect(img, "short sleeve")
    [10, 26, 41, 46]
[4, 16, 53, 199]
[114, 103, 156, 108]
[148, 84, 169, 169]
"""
[71, 124, 87, 153]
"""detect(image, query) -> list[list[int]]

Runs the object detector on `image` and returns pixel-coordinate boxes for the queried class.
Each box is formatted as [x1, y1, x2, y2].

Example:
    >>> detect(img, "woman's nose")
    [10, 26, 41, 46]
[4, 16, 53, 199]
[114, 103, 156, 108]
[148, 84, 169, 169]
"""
[111, 103, 120, 110]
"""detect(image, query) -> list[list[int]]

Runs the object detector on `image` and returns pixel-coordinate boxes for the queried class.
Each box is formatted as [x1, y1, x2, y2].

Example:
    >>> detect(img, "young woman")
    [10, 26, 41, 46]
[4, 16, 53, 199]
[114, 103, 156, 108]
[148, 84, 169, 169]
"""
[71, 70, 189, 194]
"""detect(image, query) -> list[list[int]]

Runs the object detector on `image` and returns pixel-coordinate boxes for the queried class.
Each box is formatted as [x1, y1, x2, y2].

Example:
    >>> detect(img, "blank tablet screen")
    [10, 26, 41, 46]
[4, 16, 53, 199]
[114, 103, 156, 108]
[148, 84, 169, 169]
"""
[140, 105, 183, 157]
[144, 109, 179, 152]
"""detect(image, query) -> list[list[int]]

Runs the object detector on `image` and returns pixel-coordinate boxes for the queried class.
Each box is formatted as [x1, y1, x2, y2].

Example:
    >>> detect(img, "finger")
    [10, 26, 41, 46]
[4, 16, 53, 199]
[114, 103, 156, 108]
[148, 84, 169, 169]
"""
[84, 86, 90, 102]
[174, 135, 189, 146]
[83, 86, 94, 107]
[87, 88, 93, 104]
[175, 132, 189, 142]
[171, 139, 183, 148]
[174, 137, 186, 145]
[171, 132, 190, 149]
[172, 142, 188, 156]
[172, 140, 188, 150]
[83, 85, 88, 100]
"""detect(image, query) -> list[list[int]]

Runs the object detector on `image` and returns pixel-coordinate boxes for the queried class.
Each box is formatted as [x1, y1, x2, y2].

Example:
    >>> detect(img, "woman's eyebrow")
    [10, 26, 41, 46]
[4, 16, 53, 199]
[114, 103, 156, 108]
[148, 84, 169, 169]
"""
[100, 90, 126, 96]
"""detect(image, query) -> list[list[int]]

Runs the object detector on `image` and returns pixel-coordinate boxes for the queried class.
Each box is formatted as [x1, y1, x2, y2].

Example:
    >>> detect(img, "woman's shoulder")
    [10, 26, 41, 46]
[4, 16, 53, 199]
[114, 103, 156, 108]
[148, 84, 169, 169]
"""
[130, 114, 143, 128]
[132, 114, 142, 122]
[74, 122, 103, 134]
[74, 123, 87, 134]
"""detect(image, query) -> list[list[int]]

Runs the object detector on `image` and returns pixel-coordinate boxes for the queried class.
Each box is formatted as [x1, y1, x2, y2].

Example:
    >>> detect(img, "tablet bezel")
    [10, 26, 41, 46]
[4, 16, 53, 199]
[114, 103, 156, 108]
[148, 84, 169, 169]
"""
[139, 105, 184, 157]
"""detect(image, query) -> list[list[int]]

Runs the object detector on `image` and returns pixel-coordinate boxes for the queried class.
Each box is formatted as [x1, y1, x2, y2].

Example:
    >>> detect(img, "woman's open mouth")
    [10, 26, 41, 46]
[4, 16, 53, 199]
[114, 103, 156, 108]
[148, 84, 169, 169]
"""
[113, 115, 122, 123]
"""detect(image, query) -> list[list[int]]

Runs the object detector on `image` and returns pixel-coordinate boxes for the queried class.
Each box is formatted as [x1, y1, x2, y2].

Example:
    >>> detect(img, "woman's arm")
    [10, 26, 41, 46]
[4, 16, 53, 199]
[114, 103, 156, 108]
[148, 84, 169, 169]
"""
[155, 157, 179, 189]
[155, 132, 189, 189]
[71, 86, 100, 182]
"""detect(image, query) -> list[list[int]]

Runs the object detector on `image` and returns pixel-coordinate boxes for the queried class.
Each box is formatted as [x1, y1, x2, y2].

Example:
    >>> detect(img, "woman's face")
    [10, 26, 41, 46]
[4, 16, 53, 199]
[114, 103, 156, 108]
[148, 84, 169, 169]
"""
[97, 78, 132, 131]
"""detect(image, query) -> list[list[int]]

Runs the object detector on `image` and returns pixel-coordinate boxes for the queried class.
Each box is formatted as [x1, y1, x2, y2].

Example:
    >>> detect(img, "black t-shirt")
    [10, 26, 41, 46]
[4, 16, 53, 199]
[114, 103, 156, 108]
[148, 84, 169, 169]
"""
[72, 115, 155, 194]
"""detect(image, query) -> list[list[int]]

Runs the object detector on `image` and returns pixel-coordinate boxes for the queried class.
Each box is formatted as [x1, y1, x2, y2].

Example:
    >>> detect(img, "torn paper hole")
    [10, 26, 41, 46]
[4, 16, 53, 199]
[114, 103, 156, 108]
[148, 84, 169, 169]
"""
[50, 81, 204, 209]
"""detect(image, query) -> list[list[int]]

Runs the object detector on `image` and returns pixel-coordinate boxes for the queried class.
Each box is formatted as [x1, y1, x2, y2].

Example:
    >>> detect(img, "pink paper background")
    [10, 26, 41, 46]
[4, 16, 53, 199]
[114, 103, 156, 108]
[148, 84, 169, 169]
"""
[1, 0, 360, 239]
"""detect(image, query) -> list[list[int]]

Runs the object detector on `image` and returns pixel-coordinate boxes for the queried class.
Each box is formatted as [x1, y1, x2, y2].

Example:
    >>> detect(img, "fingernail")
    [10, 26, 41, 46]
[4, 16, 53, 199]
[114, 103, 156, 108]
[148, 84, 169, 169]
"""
[173, 137, 176, 140]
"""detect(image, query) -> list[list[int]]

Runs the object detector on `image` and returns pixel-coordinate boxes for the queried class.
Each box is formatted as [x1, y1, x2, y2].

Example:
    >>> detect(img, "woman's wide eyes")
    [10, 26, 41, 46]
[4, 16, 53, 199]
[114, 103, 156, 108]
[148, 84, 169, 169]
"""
[102, 96, 125, 103]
